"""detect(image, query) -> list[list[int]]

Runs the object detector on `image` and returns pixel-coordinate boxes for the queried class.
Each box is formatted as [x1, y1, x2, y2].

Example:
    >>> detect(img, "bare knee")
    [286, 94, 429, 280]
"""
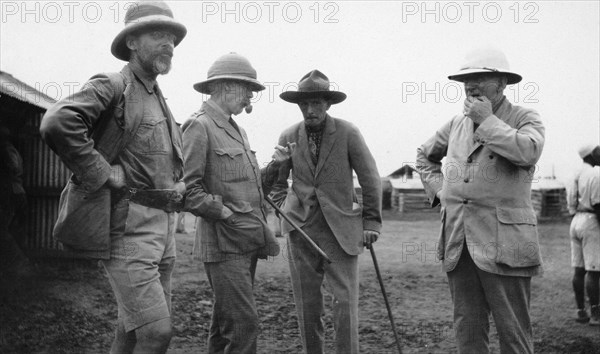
[135, 318, 173, 351]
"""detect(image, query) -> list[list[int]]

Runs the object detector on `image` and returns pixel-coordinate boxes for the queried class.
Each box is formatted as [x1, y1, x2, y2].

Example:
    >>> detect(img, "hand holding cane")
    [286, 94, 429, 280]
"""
[264, 197, 332, 264]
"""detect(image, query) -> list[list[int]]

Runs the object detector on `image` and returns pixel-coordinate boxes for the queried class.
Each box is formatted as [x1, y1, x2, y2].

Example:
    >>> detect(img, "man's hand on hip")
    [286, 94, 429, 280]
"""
[173, 181, 186, 202]
[106, 164, 126, 190]
[363, 230, 380, 249]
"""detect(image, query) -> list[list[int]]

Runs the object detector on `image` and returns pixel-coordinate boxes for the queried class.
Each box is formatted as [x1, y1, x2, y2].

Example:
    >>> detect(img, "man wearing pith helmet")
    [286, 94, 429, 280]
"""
[416, 48, 545, 353]
[40, 1, 186, 353]
[182, 53, 288, 353]
[567, 144, 600, 326]
[270, 70, 382, 353]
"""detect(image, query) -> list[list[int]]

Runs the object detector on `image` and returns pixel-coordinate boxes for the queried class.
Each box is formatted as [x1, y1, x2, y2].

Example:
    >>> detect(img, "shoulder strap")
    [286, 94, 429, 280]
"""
[91, 72, 127, 164]
[106, 72, 126, 110]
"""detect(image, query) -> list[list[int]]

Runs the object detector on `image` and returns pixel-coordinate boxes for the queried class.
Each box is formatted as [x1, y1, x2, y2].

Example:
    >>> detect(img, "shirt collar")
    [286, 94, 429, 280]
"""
[205, 99, 231, 123]
[127, 62, 157, 94]
[492, 95, 506, 114]
[305, 115, 328, 133]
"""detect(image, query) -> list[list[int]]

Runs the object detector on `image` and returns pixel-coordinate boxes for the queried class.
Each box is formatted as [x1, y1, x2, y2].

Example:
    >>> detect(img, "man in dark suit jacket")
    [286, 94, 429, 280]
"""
[271, 70, 382, 354]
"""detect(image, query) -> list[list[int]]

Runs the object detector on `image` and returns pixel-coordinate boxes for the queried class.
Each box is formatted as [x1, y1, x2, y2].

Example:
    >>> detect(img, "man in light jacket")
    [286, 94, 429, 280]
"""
[416, 48, 545, 353]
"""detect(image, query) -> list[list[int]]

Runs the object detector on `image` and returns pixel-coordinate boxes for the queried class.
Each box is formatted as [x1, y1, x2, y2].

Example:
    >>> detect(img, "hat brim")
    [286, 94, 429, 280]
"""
[279, 90, 347, 104]
[193, 76, 266, 94]
[111, 16, 187, 61]
[448, 68, 522, 85]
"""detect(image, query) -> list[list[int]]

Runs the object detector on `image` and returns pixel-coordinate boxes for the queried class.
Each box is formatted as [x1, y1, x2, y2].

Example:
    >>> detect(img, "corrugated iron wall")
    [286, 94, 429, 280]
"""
[18, 111, 70, 256]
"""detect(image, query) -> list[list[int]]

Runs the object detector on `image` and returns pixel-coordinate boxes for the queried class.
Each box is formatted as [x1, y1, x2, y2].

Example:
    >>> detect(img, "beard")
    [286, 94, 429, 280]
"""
[136, 46, 172, 76]
[152, 54, 172, 75]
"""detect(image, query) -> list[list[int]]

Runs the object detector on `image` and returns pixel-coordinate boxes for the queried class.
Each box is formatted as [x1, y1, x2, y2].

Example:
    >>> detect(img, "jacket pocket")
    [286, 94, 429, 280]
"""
[495, 206, 542, 267]
[213, 147, 249, 182]
[53, 180, 111, 252]
[214, 147, 244, 158]
[134, 116, 169, 155]
[214, 212, 278, 256]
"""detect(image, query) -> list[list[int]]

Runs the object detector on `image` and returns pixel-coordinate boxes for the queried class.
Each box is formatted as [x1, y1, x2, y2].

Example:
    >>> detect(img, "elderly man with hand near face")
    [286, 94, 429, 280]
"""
[182, 53, 288, 353]
[40, 2, 187, 353]
[416, 48, 545, 354]
[270, 70, 382, 354]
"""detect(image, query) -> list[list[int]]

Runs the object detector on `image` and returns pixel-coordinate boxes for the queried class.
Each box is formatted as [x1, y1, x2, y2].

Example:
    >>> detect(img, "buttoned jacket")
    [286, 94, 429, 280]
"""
[417, 98, 545, 275]
[271, 115, 382, 256]
[182, 101, 276, 262]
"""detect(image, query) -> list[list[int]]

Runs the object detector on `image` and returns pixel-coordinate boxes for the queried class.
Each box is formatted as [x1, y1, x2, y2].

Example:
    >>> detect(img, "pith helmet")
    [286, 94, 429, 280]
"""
[448, 48, 522, 85]
[111, 1, 187, 61]
[193, 53, 265, 94]
[578, 143, 598, 159]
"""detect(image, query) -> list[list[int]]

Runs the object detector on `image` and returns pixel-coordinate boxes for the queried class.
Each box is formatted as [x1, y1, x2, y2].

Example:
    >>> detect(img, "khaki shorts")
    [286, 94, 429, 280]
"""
[570, 212, 600, 271]
[101, 200, 177, 332]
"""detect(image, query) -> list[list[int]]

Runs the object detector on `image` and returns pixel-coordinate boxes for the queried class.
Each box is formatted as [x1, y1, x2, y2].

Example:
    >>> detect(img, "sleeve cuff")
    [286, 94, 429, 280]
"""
[363, 219, 382, 233]
[79, 159, 111, 192]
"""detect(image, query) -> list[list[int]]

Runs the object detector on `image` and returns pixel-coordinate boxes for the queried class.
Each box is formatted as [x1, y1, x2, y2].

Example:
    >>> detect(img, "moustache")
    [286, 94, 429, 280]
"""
[159, 49, 173, 58]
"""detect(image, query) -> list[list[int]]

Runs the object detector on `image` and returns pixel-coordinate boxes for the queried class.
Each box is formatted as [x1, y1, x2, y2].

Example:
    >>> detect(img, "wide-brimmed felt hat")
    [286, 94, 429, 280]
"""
[448, 48, 522, 85]
[280, 70, 346, 104]
[193, 53, 265, 94]
[111, 1, 187, 61]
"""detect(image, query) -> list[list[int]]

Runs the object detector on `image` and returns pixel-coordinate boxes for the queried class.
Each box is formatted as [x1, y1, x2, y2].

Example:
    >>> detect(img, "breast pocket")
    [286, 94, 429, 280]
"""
[213, 147, 250, 183]
[135, 116, 170, 155]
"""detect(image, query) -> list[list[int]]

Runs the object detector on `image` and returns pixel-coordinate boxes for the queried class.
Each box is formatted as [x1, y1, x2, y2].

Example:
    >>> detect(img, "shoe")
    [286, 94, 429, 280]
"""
[576, 308, 590, 323]
[590, 305, 600, 326]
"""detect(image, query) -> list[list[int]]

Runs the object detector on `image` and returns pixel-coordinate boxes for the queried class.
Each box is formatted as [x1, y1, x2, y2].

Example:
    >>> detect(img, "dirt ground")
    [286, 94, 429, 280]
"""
[1, 211, 599, 353]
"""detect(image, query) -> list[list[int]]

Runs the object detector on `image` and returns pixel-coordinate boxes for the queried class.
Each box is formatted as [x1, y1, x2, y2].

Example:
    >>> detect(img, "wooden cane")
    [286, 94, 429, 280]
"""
[370, 244, 403, 353]
[264, 197, 332, 264]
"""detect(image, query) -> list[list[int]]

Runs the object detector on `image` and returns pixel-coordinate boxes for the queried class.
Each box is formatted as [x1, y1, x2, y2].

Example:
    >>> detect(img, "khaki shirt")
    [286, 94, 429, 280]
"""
[117, 64, 183, 190]
[567, 164, 600, 215]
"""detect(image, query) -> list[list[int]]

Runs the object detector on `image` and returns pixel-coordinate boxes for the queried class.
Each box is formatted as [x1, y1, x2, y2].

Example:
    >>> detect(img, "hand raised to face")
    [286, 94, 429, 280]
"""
[463, 96, 493, 125]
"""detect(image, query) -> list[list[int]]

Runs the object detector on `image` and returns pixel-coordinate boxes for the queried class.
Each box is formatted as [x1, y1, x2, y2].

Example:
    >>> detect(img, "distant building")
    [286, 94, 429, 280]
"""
[531, 178, 568, 218]
[388, 165, 416, 179]
[379, 165, 422, 211]
[389, 177, 438, 214]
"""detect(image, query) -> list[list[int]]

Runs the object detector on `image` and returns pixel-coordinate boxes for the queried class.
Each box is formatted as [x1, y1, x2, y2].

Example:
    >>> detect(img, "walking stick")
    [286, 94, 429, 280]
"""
[369, 244, 402, 354]
[264, 197, 332, 264]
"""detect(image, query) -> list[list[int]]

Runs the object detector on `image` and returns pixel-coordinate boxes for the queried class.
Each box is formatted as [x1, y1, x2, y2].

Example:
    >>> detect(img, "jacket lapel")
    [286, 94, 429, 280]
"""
[298, 123, 316, 175]
[467, 118, 482, 157]
[216, 117, 244, 145]
[204, 102, 244, 145]
[315, 115, 337, 178]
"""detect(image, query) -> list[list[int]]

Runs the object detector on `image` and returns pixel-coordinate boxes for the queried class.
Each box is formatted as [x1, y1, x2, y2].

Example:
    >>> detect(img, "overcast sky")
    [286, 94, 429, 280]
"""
[2, 1, 599, 182]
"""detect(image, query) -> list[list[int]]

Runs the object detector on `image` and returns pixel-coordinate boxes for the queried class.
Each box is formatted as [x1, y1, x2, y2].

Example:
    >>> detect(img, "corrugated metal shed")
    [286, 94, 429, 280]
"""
[0, 71, 56, 111]
[1, 71, 70, 257]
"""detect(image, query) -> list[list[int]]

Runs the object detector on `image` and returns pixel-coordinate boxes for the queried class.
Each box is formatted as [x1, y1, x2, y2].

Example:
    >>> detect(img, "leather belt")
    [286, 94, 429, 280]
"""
[126, 188, 184, 213]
